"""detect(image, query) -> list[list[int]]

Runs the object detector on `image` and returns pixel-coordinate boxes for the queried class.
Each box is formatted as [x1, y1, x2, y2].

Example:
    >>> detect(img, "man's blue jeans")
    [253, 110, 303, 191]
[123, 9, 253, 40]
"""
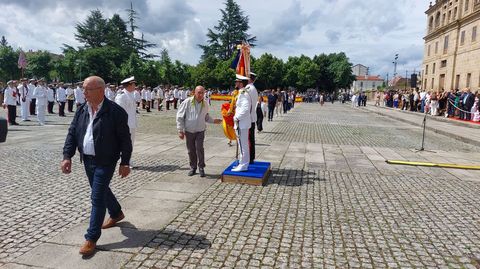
[83, 155, 122, 242]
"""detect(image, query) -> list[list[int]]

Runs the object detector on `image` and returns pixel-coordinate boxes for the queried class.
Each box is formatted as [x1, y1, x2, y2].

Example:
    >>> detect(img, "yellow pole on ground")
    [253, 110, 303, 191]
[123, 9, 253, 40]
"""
[386, 160, 480, 170]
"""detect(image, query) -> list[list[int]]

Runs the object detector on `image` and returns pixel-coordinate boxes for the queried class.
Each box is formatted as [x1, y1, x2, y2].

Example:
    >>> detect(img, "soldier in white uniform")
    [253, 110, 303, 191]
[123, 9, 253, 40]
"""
[173, 86, 180, 109]
[2, 80, 19, 125]
[156, 86, 164, 111]
[18, 78, 31, 121]
[232, 74, 251, 172]
[74, 83, 85, 108]
[179, 88, 185, 104]
[134, 88, 141, 113]
[246, 72, 259, 164]
[116, 76, 138, 168]
[33, 79, 48, 125]
[28, 79, 36, 116]
[57, 83, 67, 117]
[66, 84, 75, 112]
[47, 84, 55, 114]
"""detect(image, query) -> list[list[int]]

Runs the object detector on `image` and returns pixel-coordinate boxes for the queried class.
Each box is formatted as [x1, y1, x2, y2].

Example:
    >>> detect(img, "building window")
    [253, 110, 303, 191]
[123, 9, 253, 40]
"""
[360, 82, 363, 88]
[424, 79, 428, 89]
[465, 0, 470, 11]
[428, 45, 431, 56]
[444, 35, 449, 54]
[473, 26, 477, 41]
[435, 42, 439, 54]
[441, 60, 447, 67]
[448, 10, 452, 22]
[433, 63, 436, 74]
[431, 78, 435, 89]
[454, 7, 458, 19]
[455, 75, 460, 89]
[467, 73, 472, 87]
[461, 30, 466, 45]
[426, 65, 429, 75]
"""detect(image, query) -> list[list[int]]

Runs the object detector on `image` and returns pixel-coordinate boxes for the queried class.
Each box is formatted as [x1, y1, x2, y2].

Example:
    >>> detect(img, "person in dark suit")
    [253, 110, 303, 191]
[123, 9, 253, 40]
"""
[267, 90, 277, 121]
[61, 76, 132, 257]
[463, 88, 475, 120]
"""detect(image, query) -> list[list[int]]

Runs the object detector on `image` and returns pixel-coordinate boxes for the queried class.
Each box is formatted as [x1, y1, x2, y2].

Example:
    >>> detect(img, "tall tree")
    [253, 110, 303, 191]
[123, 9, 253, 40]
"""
[199, 0, 256, 60]
[253, 53, 284, 90]
[158, 49, 174, 84]
[0, 46, 20, 81]
[75, 10, 108, 48]
[25, 51, 53, 80]
[125, 3, 156, 58]
[0, 36, 8, 47]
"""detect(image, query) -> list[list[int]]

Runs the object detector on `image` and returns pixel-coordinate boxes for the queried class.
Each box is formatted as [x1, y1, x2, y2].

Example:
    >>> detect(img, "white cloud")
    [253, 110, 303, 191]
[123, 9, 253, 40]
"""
[0, 0, 430, 77]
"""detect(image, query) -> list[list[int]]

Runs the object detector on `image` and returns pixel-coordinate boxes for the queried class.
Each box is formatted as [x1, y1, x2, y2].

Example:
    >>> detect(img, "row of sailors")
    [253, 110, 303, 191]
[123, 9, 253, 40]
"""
[103, 85, 196, 104]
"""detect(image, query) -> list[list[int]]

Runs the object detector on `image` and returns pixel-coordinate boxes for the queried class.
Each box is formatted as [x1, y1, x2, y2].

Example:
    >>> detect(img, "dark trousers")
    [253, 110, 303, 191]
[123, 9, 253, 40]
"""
[268, 105, 275, 120]
[30, 99, 36, 115]
[283, 102, 288, 113]
[83, 155, 121, 242]
[58, 102, 66, 116]
[185, 131, 205, 170]
[249, 123, 255, 163]
[166, 100, 171, 110]
[7, 105, 17, 124]
[465, 106, 472, 120]
[174, 98, 178, 109]
[67, 100, 74, 112]
[256, 113, 264, 132]
[48, 101, 54, 113]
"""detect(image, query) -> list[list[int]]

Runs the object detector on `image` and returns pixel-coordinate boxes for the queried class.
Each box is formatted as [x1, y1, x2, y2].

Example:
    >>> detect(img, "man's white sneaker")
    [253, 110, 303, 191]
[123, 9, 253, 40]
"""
[231, 166, 248, 172]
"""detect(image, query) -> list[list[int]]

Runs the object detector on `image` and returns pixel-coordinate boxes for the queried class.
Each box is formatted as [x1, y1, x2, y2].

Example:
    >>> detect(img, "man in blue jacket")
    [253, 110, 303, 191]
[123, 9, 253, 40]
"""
[61, 76, 132, 256]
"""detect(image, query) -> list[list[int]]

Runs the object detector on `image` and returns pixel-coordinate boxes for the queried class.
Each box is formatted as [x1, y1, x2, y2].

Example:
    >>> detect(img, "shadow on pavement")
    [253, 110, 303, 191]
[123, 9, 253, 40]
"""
[133, 164, 181, 172]
[266, 168, 325, 186]
[98, 223, 211, 251]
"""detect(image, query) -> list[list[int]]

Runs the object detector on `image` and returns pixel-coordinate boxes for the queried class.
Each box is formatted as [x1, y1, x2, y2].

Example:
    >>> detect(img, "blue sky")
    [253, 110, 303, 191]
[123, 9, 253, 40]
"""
[0, 0, 429, 78]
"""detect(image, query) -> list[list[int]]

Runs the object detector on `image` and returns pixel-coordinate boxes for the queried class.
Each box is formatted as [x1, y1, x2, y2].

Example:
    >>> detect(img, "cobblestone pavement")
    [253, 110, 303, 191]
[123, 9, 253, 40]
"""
[2, 102, 480, 268]
[124, 170, 480, 268]
[262, 104, 479, 152]
[0, 147, 185, 262]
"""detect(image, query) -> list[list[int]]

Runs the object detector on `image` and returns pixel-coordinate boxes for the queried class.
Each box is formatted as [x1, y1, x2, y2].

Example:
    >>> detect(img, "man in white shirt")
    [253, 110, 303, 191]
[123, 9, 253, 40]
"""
[246, 72, 259, 164]
[177, 86, 221, 177]
[75, 83, 85, 109]
[145, 87, 152, 112]
[57, 83, 67, 117]
[232, 75, 251, 172]
[18, 78, 31, 121]
[2, 80, 19, 125]
[140, 87, 147, 110]
[179, 88, 185, 104]
[134, 88, 141, 113]
[33, 79, 48, 125]
[116, 76, 138, 168]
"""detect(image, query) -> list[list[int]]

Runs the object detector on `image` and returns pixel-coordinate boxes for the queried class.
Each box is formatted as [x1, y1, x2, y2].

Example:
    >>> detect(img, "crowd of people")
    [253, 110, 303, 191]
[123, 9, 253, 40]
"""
[372, 88, 480, 122]
[0, 78, 215, 126]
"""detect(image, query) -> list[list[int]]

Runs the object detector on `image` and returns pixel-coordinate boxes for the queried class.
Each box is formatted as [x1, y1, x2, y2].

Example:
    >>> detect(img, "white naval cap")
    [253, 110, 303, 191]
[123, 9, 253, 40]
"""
[121, 76, 135, 85]
[250, 72, 257, 77]
[235, 74, 249, 81]
[7, 80, 13, 84]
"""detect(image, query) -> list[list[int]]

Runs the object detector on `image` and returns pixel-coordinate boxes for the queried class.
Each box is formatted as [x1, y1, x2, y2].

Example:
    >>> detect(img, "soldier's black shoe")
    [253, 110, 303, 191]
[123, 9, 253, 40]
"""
[188, 169, 196, 176]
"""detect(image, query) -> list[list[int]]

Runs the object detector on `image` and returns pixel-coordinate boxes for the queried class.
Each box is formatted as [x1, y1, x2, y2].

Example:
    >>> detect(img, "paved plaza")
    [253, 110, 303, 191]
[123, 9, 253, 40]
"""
[1, 102, 480, 268]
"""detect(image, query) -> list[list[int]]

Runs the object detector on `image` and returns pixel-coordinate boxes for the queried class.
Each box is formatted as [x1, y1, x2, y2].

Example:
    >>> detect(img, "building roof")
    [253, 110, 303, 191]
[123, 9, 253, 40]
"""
[355, 75, 383, 81]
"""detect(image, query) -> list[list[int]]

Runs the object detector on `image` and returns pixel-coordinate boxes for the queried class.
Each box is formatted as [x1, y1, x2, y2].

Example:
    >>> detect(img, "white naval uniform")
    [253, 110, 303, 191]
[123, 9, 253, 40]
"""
[3, 86, 17, 106]
[56, 87, 66, 102]
[74, 87, 85, 106]
[18, 84, 30, 121]
[233, 88, 252, 171]
[104, 88, 116, 101]
[33, 86, 47, 125]
[246, 83, 258, 124]
[115, 89, 137, 166]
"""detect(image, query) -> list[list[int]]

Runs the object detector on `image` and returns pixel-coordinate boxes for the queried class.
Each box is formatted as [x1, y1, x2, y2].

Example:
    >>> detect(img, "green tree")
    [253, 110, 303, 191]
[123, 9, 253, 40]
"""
[283, 55, 318, 92]
[25, 51, 52, 80]
[0, 36, 8, 47]
[75, 10, 108, 48]
[158, 49, 174, 84]
[213, 59, 236, 89]
[191, 55, 219, 87]
[0, 46, 20, 81]
[327, 52, 355, 90]
[82, 47, 120, 82]
[253, 53, 284, 90]
[199, 0, 256, 60]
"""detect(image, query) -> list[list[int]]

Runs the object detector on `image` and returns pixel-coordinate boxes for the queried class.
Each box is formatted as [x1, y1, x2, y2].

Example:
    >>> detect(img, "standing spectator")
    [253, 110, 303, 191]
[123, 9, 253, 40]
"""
[374, 91, 381, 106]
[275, 89, 282, 116]
[2, 80, 19, 125]
[61, 76, 132, 257]
[256, 96, 266, 133]
[463, 88, 475, 121]
[176, 86, 221, 177]
[267, 90, 277, 121]
[430, 91, 439, 116]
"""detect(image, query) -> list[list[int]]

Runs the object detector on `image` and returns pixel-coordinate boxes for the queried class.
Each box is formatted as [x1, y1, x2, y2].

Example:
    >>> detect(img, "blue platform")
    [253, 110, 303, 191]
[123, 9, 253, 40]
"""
[221, 161, 271, 186]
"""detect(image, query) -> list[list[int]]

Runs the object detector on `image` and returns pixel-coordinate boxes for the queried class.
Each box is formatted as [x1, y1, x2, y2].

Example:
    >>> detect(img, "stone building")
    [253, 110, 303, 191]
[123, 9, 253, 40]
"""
[352, 64, 369, 76]
[422, 0, 480, 91]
